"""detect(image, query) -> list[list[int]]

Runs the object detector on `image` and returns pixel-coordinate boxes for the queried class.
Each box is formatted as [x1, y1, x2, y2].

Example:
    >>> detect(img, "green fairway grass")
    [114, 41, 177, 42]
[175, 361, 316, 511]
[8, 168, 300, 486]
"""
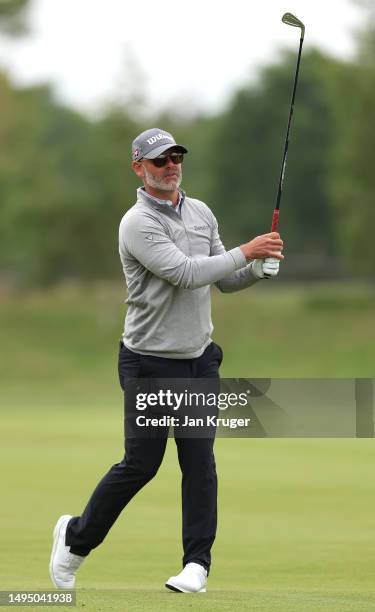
[2, 410, 375, 611]
[1, 282, 375, 610]
[1, 281, 375, 410]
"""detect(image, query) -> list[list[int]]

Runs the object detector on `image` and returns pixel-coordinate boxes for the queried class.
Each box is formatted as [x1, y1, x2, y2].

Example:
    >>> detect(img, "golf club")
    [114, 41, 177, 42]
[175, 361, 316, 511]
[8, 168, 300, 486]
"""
[271, 12, 305, 232]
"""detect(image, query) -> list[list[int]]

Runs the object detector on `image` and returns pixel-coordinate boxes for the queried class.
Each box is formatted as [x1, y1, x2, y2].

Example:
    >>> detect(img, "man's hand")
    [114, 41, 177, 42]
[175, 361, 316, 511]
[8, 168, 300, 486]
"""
[251, 257, 280, 279]
[240, 232, 284, 261]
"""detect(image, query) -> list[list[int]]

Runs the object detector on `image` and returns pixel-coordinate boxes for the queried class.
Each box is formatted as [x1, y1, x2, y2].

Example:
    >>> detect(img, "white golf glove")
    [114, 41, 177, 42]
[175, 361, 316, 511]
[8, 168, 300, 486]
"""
[251, 257, 280, 279]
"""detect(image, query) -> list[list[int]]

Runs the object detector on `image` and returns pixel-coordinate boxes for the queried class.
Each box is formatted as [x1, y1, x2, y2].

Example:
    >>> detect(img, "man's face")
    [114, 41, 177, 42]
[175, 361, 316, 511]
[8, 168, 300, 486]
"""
[132, 150, 183, 193]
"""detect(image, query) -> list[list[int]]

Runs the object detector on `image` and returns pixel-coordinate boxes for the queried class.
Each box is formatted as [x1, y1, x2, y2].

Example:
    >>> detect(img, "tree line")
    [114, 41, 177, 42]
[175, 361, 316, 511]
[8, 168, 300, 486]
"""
[0, 1, 374, 285]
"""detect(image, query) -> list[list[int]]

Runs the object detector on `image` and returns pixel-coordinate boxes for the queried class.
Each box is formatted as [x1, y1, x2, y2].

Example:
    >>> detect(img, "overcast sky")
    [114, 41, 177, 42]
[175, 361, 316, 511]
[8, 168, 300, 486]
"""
[0, 0, 365, 117]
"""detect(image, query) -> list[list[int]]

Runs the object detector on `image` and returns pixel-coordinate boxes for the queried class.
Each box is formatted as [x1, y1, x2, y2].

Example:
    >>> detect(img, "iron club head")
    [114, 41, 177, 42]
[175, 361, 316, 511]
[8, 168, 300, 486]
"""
[282, 12, 305, 39]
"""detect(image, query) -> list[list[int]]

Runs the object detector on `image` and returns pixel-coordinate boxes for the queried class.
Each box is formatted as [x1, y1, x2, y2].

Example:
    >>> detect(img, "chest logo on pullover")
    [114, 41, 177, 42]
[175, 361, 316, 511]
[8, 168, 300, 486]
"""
[193, 225, 210, 231]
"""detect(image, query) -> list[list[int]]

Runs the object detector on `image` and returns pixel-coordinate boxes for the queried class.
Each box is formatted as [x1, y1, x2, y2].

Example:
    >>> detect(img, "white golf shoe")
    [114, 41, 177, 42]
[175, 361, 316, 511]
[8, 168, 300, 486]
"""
[165, 562, 208, 593]
[49, 515, 85, 589]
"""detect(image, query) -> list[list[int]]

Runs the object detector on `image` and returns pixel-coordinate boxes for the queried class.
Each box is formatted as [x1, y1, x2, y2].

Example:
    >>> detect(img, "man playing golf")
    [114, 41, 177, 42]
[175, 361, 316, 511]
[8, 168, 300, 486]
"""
[49, 128, 283, 593]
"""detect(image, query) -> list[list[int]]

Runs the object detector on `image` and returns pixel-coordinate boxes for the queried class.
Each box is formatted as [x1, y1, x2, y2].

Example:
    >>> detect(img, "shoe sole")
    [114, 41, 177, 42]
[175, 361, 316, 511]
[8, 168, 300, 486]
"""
[49, 515, 72, 588]
[165, 582, 206, 593]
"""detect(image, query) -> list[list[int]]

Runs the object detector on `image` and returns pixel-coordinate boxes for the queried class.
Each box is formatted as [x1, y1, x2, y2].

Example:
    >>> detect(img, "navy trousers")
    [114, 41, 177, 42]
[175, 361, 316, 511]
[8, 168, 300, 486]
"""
[66, 340, 223, 573]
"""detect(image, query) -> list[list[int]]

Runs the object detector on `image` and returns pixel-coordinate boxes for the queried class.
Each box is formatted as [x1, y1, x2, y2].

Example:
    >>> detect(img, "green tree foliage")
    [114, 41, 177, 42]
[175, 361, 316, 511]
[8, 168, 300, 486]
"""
[207, 51, 337, 261]
[328, 21, 375, 276]
[0, 0, 29, 35]
[1, 10, 375, 285]
[0, 74, 140, 284]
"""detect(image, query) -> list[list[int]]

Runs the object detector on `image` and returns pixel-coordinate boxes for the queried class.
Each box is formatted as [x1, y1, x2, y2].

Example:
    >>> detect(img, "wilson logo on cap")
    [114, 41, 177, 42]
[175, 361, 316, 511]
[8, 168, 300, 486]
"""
[146, 134, 174, 145]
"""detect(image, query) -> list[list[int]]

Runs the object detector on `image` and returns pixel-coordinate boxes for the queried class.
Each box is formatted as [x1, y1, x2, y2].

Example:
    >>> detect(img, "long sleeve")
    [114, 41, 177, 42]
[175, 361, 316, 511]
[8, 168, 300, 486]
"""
[210, 214, 260, 293]
[119, 212, 247, 290]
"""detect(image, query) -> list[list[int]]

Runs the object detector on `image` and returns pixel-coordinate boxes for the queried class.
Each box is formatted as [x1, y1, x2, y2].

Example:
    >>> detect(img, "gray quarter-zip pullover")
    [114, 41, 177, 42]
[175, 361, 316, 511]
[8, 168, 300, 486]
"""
[119, 188, 259, 358]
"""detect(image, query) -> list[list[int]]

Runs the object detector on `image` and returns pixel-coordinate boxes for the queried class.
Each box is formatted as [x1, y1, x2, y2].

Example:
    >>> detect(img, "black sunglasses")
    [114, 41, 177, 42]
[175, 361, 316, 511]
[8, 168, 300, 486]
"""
[148, 153, 184, 168]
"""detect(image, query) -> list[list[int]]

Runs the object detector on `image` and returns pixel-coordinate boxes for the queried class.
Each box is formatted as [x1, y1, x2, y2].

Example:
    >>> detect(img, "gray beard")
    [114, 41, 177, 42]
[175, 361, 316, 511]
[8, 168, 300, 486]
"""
[143, 166, 182, 192]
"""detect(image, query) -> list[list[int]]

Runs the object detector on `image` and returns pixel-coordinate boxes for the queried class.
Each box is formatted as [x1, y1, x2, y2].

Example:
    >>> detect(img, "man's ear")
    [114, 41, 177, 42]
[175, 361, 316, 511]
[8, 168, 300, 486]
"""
[132, 161, 143, 179]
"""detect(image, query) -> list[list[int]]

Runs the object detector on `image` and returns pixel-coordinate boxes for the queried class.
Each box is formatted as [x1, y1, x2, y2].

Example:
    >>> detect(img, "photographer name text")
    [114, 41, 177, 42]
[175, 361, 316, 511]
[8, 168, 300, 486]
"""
[135, 415, 251, 429]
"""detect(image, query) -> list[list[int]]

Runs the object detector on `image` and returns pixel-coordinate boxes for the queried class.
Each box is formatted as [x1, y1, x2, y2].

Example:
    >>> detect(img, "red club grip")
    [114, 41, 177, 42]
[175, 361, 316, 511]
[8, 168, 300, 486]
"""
[271, 209, 280, 232]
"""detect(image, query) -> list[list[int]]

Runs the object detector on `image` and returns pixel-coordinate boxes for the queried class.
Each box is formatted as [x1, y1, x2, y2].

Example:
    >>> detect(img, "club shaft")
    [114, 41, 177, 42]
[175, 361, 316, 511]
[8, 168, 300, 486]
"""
[272, 35, 304, 231]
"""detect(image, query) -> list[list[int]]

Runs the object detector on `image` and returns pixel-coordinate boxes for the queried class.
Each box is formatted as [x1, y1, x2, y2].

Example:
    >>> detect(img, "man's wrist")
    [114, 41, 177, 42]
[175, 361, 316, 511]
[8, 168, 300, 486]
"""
[231, 247, 247, 268]
[239, 244, 252, 261]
